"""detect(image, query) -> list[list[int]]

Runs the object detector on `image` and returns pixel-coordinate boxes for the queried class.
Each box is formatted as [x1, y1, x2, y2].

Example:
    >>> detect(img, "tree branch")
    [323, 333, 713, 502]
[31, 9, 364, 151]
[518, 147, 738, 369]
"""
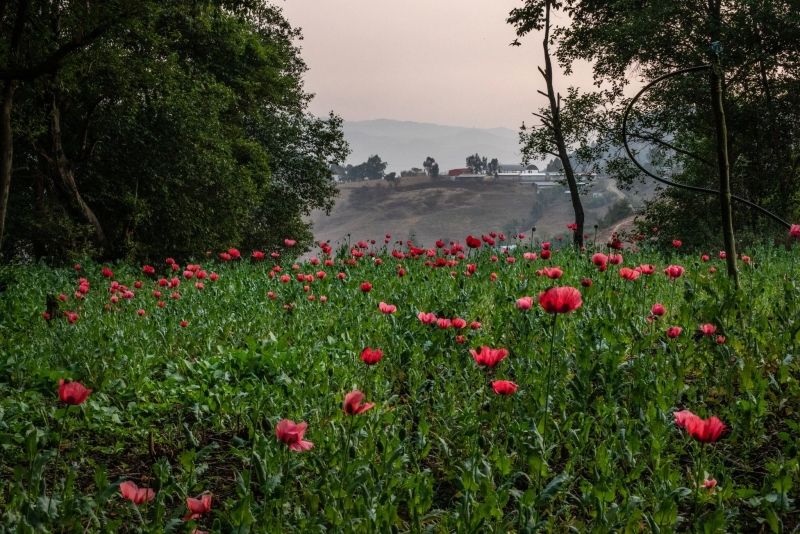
[629, 130, 712, 166]
[0, 19, 112, 81]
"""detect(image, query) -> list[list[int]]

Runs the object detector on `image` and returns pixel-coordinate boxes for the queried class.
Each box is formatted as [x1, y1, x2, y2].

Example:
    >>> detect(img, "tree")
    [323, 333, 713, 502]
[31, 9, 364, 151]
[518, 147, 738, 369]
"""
[466, 153, 488, 174]
[2, 2, 348, 261]
[423, 156, 440, 177]
[0, 1, 144, 252]
[509, 0, 591, 249]
[550, 0, 800, 285]
[346, 155, 386, 181]
[545, 158, 564, 172]
[488, 158, 499, 174]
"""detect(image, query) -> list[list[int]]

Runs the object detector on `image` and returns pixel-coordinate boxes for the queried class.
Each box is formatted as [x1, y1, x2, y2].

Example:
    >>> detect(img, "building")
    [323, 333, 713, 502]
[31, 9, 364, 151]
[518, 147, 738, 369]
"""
[448, 168, 472, 177]
[495, 164, 540, 179]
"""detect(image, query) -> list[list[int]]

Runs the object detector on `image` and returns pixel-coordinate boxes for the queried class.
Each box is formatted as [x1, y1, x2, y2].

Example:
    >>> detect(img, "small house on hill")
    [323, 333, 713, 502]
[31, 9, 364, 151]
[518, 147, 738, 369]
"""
[448, 168, 471, 177]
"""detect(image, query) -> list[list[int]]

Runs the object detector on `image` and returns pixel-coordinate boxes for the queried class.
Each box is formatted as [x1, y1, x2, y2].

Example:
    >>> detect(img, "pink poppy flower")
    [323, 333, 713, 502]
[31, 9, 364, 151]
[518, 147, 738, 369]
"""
[343, 390, 375, 415]
[538, 287, 582, 314]
[378, 302, 397, 314]
[184, 493, 212, 520]
[275, 419, 314, 451]
[120, 481, 155, 505]
[674, 410, 727, 443]
[470, 346, 509, 367]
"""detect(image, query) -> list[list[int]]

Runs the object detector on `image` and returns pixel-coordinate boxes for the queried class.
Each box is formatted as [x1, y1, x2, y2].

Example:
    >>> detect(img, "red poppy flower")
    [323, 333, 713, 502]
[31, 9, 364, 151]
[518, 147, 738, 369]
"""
[540, 250, 551, 260]
[184, 493, 213, 520]
[470, 346, 509, 367]
[275, 419, 314, 451]
[360, 347, 383, 365]
[251, 250, 265, 260]
[672, 239, 682, 248]
[608, 253, 623, 265]
[284, 239, 297, 247]
[120, 481, 155, 505]
[637, 264, 655, 275]
[581, 277, 592, 287]
[700, 323, 717, 336]
[523, 252, 537, 261]
[664, 265, 685, 278]
[360, 281, 372, 292]
[142, 265, 155, 275]
[58, 379, 92, 405]
[516, 296, 533, 310]
[378, 302, 396, 314]
[591, 253, 608, 268]
[418, 312, 437, 324]
[715, 335, 726, 344]
[790, 224, 800, 239]
[466, 235, 482, 248]
[470, 321, 482, 330]
[538, 287, 582, 314]
[541, 267, 563, 279]
[619, 267, 641, 281]
[651, 303, 666, 316]
[674, 409, 727, 443]
[343, 390, 375, 415]
[451, 317, 467, 329]
[703, 479, 718, 489]
[541, 242, 551, 250]
[491, 380, 518, 395]
[436, 318, 452, 329]
[667, 327, 683, 339]
[101, 267, 114, 278]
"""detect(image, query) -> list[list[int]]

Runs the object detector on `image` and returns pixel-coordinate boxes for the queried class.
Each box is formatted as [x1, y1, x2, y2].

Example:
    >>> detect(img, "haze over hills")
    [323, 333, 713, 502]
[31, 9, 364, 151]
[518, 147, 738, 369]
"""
[343, 119, 544, 173]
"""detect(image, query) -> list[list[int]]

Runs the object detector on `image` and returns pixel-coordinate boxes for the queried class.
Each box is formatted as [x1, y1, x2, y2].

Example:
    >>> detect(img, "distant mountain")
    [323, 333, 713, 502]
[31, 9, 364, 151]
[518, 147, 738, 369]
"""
[343, 119, 542, 173]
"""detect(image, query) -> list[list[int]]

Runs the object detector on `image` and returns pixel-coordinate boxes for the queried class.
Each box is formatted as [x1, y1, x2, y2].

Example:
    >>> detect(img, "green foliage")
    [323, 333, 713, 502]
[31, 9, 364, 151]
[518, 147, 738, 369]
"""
[541, 0, 800, 246]
[344, 155, 387, 182]
[2, 1, 347, 262]
[1, 240, 799, 530]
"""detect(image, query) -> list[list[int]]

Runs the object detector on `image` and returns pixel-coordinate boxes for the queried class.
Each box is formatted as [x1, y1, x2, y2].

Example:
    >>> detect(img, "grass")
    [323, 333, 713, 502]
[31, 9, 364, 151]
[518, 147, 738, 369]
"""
[0, 237, 798, 532]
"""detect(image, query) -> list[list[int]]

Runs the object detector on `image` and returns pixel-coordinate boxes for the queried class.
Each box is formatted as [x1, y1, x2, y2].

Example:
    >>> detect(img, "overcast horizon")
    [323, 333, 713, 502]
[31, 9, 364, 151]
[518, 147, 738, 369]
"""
[280, 1, 596, 130]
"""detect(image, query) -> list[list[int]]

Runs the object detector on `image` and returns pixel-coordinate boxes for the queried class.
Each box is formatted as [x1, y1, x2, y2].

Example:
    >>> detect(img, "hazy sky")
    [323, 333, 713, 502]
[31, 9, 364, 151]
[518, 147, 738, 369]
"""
[280, 1, 596, 129]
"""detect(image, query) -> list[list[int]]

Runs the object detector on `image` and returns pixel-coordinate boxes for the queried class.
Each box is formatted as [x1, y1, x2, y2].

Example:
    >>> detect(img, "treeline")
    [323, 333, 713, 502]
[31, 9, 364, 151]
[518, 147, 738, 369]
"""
[0, 1, 347, 262]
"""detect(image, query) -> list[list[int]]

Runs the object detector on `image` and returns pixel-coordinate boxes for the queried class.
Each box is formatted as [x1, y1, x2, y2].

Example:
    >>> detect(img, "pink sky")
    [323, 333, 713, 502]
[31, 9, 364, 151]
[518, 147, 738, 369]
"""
[280, 1, 596, 129]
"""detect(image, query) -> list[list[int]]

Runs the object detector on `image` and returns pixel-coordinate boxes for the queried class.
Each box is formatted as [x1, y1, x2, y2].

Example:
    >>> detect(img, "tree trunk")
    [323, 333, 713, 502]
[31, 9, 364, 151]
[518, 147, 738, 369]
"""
[709, 3, 738, 288]
[50, 94, 108, 252]
[0, 80, 14, 250]
[542, 0, 584, 249]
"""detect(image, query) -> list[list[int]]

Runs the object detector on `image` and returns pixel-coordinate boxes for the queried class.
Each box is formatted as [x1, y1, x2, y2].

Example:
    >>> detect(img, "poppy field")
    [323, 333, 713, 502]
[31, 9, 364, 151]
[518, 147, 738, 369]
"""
[1, 234, 799, 532]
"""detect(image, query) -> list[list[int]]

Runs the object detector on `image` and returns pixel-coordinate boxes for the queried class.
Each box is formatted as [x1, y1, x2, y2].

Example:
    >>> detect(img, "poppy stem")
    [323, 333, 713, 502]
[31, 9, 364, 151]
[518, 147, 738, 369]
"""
[132, 503, 145, 526]
[694, 444, 705, 521]
[541, 313, 559, 458]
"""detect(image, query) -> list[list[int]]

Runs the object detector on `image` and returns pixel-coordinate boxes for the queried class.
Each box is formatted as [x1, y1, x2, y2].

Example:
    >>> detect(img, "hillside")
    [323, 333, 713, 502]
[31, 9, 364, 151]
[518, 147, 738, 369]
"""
[310, 176, 631, 247]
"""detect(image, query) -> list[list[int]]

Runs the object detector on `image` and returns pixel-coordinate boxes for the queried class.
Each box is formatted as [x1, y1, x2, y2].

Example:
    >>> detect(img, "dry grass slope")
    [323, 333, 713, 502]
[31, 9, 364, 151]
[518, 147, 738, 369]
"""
[310, 176, 618, 247]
